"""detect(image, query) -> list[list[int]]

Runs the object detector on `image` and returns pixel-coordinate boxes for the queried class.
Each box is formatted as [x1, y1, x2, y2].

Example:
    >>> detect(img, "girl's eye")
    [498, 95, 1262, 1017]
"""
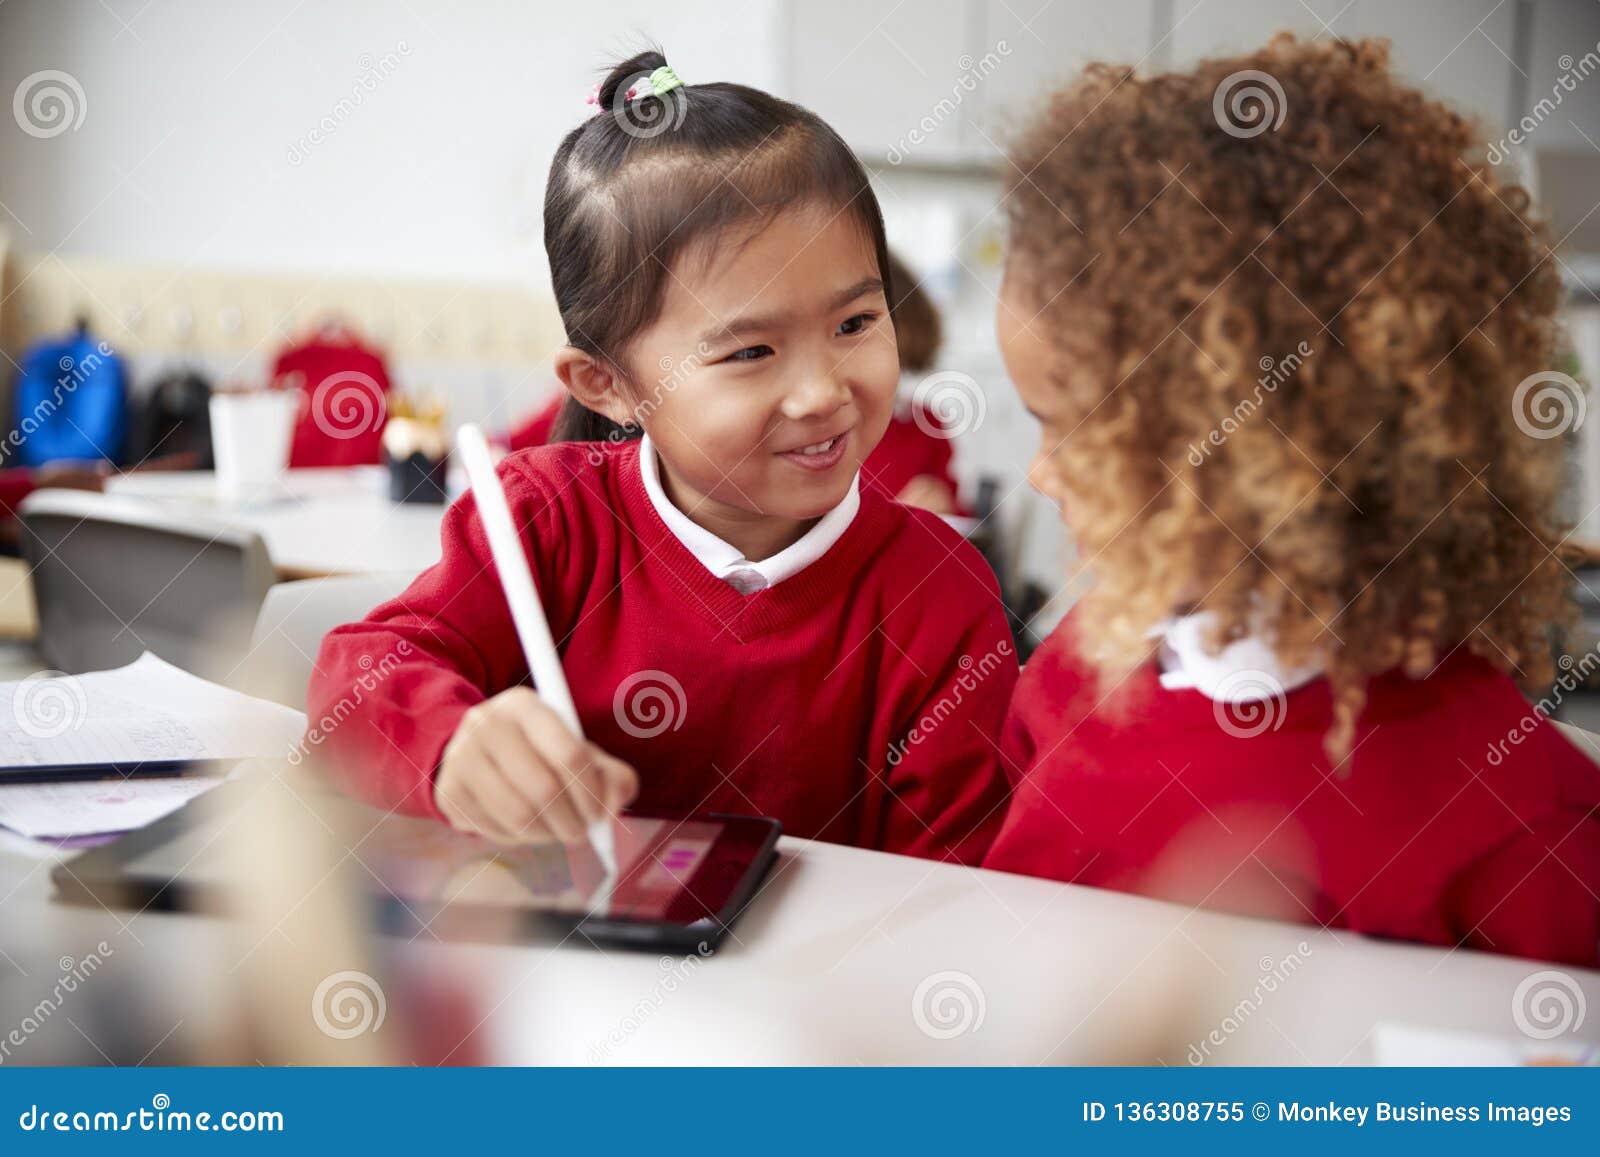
[838, 312, 878, 337]
[724, 344, 774, 363]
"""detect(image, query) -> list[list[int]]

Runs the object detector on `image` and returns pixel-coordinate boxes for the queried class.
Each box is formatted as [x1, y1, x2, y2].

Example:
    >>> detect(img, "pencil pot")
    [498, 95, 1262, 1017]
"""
[386, 449, 448, 504]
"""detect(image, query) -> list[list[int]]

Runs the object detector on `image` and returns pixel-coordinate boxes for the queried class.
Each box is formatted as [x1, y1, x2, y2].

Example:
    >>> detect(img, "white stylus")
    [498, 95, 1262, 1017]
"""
[455, 424, 618, 879]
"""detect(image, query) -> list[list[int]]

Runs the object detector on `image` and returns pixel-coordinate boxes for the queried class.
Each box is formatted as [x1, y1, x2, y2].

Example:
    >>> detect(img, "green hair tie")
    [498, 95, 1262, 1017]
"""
[648, 65, 683, 96]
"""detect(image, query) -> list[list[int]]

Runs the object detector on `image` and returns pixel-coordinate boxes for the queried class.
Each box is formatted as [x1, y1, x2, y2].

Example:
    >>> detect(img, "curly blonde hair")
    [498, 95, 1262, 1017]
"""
[1004, 34, 1572, 758]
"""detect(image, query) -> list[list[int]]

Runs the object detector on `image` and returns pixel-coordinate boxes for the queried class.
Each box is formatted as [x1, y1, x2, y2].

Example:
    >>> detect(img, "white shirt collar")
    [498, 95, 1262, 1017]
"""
[639, 434, 860, 593]
[1154, 611, 1323, 701]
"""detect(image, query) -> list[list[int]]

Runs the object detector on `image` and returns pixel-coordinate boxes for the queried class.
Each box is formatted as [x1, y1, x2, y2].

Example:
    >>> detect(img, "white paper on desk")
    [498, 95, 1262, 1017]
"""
[0, 653, 307, 838]
[0, 777, 220, 839]
[0, 652, 306, 769]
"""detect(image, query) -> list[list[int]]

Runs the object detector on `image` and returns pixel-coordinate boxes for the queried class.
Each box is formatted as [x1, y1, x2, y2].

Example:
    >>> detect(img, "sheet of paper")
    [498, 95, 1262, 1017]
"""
[0, 652, 307, 768]
[0, 653, 307, 839]
[0, 776, 220, 839]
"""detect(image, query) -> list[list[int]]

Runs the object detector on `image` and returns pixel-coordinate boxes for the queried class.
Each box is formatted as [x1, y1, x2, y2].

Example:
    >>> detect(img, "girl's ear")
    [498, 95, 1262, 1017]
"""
[553, 347, 636, 427]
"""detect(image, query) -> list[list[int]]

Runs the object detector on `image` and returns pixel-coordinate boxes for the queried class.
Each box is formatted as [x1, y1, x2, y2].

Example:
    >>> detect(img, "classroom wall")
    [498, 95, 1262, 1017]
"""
[3, 0, 1597, 606]
[0, 0, 783, 284]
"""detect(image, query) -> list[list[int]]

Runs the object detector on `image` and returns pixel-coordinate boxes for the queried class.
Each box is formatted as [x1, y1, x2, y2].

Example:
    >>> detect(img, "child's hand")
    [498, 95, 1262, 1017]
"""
[896, 474, 957, 515]
[435, 687, 639, 845]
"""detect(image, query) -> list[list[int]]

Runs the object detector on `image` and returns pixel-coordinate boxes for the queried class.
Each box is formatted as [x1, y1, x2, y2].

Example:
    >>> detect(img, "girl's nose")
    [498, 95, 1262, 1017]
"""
[781, 371, 851, 421]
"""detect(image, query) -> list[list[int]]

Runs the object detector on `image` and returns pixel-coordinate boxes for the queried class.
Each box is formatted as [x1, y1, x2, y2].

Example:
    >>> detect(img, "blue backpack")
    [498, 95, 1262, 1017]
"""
[11, 329, 128, 466]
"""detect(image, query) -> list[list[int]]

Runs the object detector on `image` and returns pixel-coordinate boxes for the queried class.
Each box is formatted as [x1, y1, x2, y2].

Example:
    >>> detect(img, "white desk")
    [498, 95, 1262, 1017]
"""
[105, 467, 447, 579]
[3, 810, 1596, 1066]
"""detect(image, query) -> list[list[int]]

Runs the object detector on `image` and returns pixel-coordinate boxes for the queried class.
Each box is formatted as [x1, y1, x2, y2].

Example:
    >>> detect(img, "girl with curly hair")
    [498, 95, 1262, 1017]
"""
[984, 35, 1600, 966]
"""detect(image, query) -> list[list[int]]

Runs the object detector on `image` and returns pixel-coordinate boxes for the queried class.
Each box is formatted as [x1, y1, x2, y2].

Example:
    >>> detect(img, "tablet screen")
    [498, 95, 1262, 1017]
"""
[100, 794, 769, 936]
[369, 814, 724, 921]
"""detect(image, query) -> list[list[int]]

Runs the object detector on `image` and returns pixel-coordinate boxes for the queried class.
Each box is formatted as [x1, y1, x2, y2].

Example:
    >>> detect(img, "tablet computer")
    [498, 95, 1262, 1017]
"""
[52, 783, 782, 953]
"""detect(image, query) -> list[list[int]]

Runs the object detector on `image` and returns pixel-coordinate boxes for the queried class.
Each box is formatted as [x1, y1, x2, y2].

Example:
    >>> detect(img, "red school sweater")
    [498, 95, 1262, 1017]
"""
[984, 607, 1600, 967]
[860, 408, 967, 516]
[506, 395, 562, 453]
[308, 441, 1018, 864]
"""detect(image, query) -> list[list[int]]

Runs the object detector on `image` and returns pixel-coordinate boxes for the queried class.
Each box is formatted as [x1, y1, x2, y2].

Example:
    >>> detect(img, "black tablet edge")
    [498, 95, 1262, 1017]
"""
[574, 814, 784, 953]
[55, 805, 785, 956]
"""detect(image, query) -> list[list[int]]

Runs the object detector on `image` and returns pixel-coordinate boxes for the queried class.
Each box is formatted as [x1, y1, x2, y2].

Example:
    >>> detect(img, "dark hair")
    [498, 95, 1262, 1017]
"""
[546, 48, 893, 445]
[884, 253, 942, 373]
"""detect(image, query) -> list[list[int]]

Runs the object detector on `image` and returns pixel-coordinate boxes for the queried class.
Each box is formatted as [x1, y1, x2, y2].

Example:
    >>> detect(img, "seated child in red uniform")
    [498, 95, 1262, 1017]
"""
[983, 35, 1600, 966]
[308, 51, 1015, 864]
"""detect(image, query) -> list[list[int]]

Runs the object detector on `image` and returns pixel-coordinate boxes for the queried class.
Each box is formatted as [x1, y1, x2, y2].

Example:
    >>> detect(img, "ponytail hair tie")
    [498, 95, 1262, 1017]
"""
[586, 64, 685, 109]
[646, 65, 683, 96]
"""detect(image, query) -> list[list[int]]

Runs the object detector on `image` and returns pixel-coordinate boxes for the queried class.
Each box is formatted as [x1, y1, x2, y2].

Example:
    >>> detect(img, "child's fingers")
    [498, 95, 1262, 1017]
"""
[436, 771, 499, 839]
[463, 758, 558, 844]
[502, 689, 639, 822]
[559, 744, 618, 826]
[516, 774, 587, 844]
[897, 475, 956, 514]
[592, 751, 640, 814]
[462, 689, 632, 843]
[502, 692, 607, 824]
[525, 752, 598, 840]
[440, 732, 535, 843]
[477, 731, 588, 844]
[441, 715, 548, 842]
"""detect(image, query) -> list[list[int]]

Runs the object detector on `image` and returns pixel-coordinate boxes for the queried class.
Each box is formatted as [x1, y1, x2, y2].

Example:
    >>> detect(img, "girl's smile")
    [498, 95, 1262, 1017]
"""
[774, 426, 852, 472]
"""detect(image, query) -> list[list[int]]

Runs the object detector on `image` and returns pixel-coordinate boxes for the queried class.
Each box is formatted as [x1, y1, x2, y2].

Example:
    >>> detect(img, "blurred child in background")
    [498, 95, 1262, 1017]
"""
[861, 253, 965, 516]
